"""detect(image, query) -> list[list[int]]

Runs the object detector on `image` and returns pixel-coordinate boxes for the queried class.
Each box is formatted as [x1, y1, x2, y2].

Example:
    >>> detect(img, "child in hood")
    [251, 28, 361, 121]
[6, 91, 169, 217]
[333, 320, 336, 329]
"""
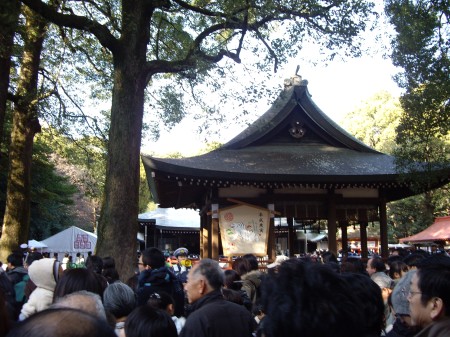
[19, 258, 61, 320]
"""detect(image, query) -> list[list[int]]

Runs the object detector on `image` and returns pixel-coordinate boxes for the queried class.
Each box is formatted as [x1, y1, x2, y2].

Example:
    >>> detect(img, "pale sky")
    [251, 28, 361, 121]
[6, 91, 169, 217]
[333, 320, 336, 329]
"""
[144, 4, 403, 157]
[146, 53, 402, 156]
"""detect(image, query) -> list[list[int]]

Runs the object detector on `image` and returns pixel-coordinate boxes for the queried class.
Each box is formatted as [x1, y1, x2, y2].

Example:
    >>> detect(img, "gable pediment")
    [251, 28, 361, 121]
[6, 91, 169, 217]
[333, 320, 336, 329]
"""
[222, 79, 379, 153]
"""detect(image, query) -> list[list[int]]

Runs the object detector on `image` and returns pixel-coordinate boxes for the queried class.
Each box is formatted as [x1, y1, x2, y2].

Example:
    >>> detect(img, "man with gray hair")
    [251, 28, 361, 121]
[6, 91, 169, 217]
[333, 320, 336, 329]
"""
[51, 290, 107, 321]
[103, 282, 136, 335]
[5, 308, 116, 337]
[180, 258, 256, 337]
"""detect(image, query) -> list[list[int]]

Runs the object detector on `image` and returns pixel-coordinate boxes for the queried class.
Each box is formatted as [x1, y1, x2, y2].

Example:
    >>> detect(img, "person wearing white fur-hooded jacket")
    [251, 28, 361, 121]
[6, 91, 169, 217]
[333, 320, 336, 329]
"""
[19, 258, 61, 320]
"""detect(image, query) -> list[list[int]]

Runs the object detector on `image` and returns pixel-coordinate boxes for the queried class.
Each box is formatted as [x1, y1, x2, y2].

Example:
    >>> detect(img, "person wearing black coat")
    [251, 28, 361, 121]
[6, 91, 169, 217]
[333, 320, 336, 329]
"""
[136, 248, 184, 317]
[180, 259, 256, 337]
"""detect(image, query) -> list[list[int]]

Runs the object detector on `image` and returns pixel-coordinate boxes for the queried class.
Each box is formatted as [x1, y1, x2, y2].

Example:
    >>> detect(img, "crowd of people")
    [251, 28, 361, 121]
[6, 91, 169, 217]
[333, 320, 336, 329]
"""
[0, 245, 449, 337]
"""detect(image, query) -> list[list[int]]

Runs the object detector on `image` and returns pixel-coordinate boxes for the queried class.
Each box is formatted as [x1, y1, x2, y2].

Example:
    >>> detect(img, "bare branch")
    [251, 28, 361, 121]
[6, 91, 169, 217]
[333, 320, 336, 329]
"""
[254, 29, 279, 73]
[39, 67, 108, 141]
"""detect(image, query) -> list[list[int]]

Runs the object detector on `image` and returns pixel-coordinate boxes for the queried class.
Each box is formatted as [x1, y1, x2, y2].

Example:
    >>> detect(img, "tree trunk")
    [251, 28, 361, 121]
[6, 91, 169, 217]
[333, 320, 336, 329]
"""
[0, 7, 45, 261]
[95, 1, 149, 282]
[95, 66, 145, 281]
[0, 0, 21, 151]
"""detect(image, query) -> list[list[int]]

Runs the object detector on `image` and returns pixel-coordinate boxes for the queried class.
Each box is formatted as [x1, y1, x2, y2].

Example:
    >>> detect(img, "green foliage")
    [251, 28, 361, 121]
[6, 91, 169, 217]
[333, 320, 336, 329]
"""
[394, 188, 450, 246]
[386, 0, 449, 89]
[388, 191, 440, 242]
[37, 128, 106, 202]
[153, 86, 186, 129]
[385, 0, 450, 188]
[35, 130, 150, 216]
[148, 2, 377, 141]
[0, 134, 78, 241]
[163, 151, 185, 159]
[198, 141, 223, 154]
[340, 91, 402, 154]
[340, 90, 450, 242]
[139, 162, 151, 213]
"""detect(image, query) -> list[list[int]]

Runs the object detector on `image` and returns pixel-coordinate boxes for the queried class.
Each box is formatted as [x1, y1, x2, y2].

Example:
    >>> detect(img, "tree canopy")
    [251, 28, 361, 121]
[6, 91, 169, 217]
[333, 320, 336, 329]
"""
[339, 91, 402, 154]
[385, 0, 450, 187]
[0, 130, 78, 241]
[9, 0, 377, 280]
[341, 91, 450, 242]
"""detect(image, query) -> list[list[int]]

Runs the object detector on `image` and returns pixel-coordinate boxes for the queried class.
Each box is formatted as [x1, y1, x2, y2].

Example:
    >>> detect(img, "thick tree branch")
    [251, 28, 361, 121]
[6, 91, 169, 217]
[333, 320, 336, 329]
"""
[144, 13, 276, 80]
[171, 0, 240, 19]
[20, 0, 119, 52]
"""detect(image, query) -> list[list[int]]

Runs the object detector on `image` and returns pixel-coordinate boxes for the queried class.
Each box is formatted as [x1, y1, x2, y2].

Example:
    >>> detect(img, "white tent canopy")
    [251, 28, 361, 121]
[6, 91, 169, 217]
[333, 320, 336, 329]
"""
[41, 226, 97, 254]
[28, 239, 48, 249]
[296, 230, 328, 242]
[388, 243, 412, 249]
[139, 208, 200, 229]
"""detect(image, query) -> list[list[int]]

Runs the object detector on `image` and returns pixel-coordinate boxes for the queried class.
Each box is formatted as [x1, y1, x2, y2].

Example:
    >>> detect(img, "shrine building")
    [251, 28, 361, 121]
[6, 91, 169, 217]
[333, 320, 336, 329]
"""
[141, 75, 450, 260]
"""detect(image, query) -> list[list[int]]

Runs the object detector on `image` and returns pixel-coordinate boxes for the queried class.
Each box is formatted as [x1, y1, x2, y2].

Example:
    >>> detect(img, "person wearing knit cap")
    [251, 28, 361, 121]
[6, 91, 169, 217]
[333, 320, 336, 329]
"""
[19, 258, 61, 320]
[386, 270, 421, 337]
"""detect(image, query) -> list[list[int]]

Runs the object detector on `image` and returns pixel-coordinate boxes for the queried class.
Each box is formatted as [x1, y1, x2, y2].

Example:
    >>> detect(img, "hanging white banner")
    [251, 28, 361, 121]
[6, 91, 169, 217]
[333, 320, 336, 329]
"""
[219, 204, 269, 257]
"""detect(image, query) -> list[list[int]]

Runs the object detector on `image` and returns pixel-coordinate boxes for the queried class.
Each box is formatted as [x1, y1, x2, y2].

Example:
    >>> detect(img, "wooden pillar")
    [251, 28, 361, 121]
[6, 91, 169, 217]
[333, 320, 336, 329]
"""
[202, 227, 209, 259]
[287, 217, 295, 257]
[379, 199, 388, 259]
[340, 221, 348, 259]
[360, 222, 368, 260]
[267, 218, 275, 260]
[267, 203, 276, 260]
[199, 214, 206, 258]
[153, 227, 157, 248]
[211, 218, 219, 259]
[327, 191, 337, 255]
[210, 203, 219, 259]
[205, 213, 212, 258]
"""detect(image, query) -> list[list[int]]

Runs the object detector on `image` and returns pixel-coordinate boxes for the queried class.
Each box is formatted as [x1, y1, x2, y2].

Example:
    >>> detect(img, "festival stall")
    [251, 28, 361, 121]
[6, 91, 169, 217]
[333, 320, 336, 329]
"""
[41, 226, 97, 260]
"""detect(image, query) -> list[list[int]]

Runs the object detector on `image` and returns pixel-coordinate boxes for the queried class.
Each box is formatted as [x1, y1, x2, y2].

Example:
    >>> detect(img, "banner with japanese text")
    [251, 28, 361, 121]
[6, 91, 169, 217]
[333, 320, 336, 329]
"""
[219, 204, 269, 256]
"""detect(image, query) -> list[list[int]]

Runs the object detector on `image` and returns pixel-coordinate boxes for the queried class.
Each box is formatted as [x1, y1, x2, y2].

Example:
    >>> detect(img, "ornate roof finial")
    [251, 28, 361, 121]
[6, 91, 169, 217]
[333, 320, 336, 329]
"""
[284, 65, 304, 89]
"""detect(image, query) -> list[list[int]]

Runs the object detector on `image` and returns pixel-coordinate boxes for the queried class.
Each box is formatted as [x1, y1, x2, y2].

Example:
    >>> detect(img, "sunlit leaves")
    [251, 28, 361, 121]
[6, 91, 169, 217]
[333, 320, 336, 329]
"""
[37, 128, 106, 202]
[340, 91, 402, 154]
[385, 0, 450, 189]
[339, 89, 450, 242]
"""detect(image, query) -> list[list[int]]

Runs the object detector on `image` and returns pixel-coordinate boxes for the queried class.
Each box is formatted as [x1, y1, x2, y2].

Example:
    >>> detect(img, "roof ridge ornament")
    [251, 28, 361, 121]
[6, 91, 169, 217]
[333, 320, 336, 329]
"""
[284, 65, 307, 89]
[289, 120, 306, 139]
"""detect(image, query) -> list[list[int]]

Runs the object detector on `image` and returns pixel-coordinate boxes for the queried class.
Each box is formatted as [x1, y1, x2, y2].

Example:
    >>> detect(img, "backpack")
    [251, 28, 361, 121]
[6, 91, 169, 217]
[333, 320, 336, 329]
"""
[247, 278, 262, 303]
[242, 272, 264, 304]
[14, 274, 29, 304]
